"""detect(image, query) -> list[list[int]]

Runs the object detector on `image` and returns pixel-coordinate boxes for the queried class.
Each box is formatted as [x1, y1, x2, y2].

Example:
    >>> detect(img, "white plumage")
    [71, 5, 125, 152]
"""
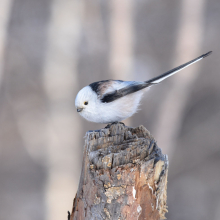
[75, 83, 144, 123]
[75, 51, 212, 124]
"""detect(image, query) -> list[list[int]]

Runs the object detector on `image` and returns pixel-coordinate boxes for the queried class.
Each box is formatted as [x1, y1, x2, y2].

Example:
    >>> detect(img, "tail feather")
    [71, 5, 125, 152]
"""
[101, 51, 212, 103]
[145, 51, 212, 84]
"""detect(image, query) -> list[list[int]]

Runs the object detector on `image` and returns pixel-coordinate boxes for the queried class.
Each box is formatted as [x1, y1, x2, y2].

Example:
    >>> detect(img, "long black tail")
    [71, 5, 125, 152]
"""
[101, 51, 212, 103]
[145, 51, 212, 84]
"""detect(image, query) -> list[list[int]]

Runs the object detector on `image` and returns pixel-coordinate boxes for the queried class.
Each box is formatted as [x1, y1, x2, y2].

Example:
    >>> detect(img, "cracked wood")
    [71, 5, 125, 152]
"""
[70, 123, 168, 220]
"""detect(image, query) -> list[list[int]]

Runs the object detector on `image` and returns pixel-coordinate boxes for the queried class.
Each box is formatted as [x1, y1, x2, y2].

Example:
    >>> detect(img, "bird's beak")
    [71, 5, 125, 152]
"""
[77, 107, 83, 112]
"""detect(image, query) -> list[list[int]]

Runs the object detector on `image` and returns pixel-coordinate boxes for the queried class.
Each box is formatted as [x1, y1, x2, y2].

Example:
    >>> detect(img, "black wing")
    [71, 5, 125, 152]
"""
[101, 82, 150, 103]
[96, 51, 212, 103]
[89, 80, 124, 96]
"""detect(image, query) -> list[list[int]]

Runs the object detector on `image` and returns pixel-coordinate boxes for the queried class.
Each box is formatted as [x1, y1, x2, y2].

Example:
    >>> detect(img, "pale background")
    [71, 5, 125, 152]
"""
[0, 0, 220, 220]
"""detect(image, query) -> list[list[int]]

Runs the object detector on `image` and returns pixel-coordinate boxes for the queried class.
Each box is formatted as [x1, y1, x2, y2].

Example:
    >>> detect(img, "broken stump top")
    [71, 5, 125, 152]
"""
[71, 123, 168, 220]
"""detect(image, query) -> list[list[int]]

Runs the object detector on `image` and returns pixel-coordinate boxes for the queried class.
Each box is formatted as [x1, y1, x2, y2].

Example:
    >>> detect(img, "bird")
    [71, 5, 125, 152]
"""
[75, 51, 212, 124]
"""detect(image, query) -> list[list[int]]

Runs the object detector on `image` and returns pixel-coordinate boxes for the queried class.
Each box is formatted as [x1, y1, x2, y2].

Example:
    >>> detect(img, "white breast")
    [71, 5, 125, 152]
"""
[92, 90, 144, 123]
[76, 82, 147, 124]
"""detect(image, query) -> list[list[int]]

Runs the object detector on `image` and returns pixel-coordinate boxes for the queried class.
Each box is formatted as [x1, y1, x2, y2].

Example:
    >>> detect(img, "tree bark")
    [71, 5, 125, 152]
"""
[70, 123, 168, 220]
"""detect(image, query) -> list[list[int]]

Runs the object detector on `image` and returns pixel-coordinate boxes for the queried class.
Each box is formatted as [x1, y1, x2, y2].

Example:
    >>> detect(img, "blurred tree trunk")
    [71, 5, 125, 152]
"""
[70, 123, 168, 220]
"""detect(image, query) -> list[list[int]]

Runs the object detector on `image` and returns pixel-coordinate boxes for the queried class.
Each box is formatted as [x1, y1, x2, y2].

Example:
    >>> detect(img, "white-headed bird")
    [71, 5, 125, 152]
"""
[75, 51, 212, 124]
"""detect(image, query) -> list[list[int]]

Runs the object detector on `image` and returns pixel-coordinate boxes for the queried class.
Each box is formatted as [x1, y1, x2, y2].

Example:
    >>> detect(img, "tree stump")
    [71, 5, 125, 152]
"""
[70, 123, 168, 220]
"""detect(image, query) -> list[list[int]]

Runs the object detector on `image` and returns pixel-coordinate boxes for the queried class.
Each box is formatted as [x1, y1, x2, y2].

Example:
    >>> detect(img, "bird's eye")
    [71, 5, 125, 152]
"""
[84, 101, 88, 105]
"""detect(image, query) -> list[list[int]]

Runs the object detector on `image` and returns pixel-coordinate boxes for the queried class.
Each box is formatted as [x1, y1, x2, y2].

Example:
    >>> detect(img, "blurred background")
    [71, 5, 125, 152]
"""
[0, 0, 219, 219]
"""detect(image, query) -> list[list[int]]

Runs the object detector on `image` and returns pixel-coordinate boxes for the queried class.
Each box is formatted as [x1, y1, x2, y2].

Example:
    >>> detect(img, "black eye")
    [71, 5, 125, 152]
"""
[84, 101, 88, 105]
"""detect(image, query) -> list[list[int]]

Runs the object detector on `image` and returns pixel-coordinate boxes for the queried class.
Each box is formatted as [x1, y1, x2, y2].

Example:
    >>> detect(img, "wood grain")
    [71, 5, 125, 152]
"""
[70, 123, 168, 220]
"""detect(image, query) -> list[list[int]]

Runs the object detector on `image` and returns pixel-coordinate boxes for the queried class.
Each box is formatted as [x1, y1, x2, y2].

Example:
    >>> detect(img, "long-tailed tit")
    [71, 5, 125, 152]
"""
[75, 51, 212, 124]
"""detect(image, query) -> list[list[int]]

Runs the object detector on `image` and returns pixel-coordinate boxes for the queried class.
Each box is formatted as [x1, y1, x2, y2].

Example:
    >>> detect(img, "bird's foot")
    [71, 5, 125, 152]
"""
[67, 211, 70, 220]
[105, 121, 125, 129]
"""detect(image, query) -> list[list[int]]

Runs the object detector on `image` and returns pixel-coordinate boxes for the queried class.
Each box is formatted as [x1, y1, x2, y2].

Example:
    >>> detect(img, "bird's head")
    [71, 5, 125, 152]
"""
[75, 86, 98, 121]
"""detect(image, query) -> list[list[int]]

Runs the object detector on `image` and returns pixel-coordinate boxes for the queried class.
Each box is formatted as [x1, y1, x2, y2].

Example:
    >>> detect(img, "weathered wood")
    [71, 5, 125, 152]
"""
[70, 123, 168, 220]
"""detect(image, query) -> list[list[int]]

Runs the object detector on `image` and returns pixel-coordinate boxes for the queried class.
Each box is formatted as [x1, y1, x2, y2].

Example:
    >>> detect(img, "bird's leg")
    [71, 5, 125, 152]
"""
[104, 121, 125, 129]
[67, 211, 70, 220]
[117, 121, 125, 126]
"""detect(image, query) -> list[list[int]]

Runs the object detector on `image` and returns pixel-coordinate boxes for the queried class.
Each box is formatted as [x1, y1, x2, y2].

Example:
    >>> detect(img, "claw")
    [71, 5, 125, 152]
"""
[104, 121, 125, 129]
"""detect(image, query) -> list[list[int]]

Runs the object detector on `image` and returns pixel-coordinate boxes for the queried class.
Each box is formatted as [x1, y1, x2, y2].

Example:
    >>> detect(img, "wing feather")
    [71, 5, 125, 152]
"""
[92, 51, 212, 103]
